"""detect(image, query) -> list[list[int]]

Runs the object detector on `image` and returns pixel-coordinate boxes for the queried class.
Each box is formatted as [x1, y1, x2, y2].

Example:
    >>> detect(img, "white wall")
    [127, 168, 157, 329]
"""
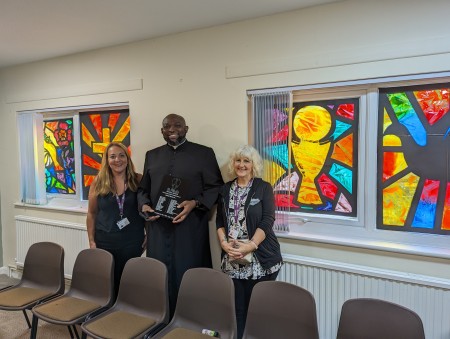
[1, 0, 450, 278]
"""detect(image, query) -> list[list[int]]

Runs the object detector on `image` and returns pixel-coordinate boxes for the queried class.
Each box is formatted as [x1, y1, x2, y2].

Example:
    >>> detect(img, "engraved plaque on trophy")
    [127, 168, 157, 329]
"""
[154, 175, 189, 219]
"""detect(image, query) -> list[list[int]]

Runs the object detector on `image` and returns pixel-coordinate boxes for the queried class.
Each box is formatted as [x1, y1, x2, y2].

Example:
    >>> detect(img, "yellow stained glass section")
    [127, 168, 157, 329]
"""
[292, 142, 330, 204]
[113, 116, 131, 142]
[383, 172, 419, 226]
[383, 135, 402, 146]
[383, 108, 392, 133]
[263, 159, 285, 186]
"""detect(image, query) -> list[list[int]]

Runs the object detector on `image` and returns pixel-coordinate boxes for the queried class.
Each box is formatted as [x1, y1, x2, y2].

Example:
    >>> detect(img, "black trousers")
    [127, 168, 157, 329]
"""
[233, 271, 279, 339]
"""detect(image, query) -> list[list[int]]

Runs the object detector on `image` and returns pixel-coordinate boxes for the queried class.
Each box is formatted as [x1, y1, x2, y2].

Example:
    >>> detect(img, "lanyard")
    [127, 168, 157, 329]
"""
[233, 179, 253, 226]
[115, 183, 127, 218]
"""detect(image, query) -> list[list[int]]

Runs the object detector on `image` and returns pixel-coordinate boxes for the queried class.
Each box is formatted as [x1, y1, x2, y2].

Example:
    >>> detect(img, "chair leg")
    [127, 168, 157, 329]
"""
[68, 325, 74, 338]
[81, 330, 87, 339]
[72, 324, 81, 339]
[30, 315, 38, 339]
[22, 309, 32, 328]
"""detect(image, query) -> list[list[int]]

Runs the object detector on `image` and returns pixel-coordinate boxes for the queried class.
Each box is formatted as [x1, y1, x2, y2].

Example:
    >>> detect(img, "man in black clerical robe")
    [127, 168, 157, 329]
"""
[138, 113, 223, 317]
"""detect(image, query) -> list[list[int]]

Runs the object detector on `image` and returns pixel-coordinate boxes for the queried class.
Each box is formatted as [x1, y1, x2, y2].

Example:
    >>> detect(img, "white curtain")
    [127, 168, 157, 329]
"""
[251, 91, 291, 232]
[17, 112, 47, 205]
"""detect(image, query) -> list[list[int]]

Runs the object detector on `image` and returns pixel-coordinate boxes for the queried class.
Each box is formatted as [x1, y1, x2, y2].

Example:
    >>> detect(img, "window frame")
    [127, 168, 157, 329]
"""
[248, 72, 450, 259]
[17, 102, 129, 209]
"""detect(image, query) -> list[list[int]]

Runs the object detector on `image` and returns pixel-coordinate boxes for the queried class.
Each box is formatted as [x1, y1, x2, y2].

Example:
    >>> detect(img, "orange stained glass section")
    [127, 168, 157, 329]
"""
[113, 116, 131, 142]
[83, 175, 96, 187]
[81, 123, 96, 147]
[331, 133, 353, 167]
[383, 172, 419, 226]
[383, 152, 408, 181]
[89, 114, 103, 139]
[83, 154, 101, 171]
[108, 113, 120, 132]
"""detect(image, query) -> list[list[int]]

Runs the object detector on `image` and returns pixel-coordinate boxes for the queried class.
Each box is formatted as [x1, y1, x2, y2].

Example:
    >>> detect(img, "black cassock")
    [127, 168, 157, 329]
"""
[137, 141, 223, 314]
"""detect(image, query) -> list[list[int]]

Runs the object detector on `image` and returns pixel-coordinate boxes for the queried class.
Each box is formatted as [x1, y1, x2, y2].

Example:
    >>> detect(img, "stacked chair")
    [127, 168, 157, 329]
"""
[151, 267, 237, 339]
[0, 242, 65, 329]
[30, 248, 114, 339]
[243, 281, 319, 339]
[81, 257, 169, 339]
[336, 298, 426, 339]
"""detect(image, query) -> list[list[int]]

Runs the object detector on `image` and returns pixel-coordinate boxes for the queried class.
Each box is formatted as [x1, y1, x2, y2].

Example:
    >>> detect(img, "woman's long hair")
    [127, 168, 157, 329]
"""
[94, 142, 140, 196]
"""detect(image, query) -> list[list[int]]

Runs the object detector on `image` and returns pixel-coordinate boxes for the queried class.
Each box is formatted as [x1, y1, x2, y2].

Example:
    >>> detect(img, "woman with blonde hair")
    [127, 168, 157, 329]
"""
[216, 145, 282, 339]
[86, 142, 145, 296]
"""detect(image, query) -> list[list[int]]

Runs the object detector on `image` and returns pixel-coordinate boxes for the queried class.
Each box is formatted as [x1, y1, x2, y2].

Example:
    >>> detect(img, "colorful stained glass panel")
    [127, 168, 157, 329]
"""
[44, 119, 76, 194]
[266, 98, 359, 216]
[378, 84, 450, 233]
[79, 109, 130, 199]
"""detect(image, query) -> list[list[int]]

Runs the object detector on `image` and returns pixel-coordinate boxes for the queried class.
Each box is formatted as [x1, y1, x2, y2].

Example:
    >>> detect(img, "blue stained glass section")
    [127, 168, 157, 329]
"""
[329, 163, 353, 193]
[412, 200, 436, 229]
[264, 144, 292, 169]
[332, 120, 351, 140]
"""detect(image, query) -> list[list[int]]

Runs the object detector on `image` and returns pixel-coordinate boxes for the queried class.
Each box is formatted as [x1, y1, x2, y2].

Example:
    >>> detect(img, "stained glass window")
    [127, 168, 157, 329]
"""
[259, 96, 360, 218]
[80, 109, 130, 199]
[377, 84, 450, 233]
[44, 119, 76, 194]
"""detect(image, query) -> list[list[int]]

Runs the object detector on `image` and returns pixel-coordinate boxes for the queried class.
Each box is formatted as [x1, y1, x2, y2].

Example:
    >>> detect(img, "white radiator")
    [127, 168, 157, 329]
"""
[14, 215, 450, 338]
[279, 254, 450, 339]
[15, 215, 88, 278]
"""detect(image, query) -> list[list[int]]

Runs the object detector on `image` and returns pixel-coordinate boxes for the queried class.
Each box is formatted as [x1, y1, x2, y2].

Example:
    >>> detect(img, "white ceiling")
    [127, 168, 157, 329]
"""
[0, 0, 341, 69]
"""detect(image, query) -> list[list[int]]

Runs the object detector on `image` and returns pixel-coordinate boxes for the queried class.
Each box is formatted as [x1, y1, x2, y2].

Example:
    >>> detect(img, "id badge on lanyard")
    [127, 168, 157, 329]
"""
[116, 187, 130, 230]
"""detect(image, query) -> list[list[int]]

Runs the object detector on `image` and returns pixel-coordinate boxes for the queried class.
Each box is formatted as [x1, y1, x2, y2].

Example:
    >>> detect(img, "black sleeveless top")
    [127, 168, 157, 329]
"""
[95, 188, 145, 237]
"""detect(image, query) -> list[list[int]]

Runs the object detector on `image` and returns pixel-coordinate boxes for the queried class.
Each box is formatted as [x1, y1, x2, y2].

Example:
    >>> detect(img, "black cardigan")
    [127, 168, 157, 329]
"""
[216, 177, 283, 270]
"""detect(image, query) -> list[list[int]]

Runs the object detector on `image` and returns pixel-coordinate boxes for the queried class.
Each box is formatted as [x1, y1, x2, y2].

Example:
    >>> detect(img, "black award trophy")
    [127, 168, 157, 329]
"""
[153, 175, 189, 219]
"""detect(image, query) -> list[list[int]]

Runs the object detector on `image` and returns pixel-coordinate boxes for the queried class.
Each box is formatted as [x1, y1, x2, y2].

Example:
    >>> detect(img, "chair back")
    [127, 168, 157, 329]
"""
[67, 248, 114, 307]
[116, 257, 169, 323]
[336, 298, 425, 339]
[243, 281, 319, 339]
[170, 268, 236, 338]
[21, 241, 65, 294]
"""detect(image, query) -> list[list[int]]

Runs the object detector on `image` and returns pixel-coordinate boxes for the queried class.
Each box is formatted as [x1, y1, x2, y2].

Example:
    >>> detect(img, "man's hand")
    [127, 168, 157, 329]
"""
[172, 200, 196, 223]
[142, 204, 160, 221]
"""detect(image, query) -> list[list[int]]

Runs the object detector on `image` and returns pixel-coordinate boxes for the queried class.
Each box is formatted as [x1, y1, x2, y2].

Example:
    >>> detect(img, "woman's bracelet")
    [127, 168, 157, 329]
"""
[250, 240, 258, 250]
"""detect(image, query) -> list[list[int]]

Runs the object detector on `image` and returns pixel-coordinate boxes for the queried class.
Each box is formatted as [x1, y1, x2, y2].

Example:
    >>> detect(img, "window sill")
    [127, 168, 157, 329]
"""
[276, 220, 450, 260]
[14, 199, 88, 214]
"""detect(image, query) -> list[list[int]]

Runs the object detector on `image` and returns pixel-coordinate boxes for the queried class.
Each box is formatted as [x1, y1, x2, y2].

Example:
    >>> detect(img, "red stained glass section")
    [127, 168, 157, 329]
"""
[318, 173, 338, 200]
[336, 103, 354, 120]
[271, 125, 289, 143]
[414, 89, 449, 126]
[275, 194, 300, 208]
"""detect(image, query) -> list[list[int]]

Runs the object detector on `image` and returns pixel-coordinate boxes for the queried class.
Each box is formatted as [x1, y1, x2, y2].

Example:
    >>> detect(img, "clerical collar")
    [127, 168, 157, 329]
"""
[168, 138, 187, 149]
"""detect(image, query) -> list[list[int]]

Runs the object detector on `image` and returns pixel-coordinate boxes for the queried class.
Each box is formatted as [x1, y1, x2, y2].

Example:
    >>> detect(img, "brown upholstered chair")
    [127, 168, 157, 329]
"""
[242, 281, 319, 339]
[0, 241, 65, 329]
[80, 257, 169, 339]
[151, 267, 237, 339]
[336, 298, 426, 339]
[30, 248, 114, 339]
